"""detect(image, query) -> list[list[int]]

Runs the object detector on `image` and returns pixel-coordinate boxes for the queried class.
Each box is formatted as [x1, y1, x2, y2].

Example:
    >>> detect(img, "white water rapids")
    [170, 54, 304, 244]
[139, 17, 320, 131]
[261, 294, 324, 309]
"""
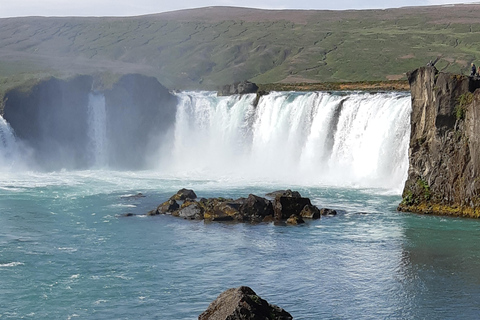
[0, 91, 411, 190]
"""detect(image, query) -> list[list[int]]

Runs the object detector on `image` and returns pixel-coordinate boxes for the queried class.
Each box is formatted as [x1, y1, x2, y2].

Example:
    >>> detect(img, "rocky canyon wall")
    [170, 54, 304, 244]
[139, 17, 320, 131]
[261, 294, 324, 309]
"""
[2, 74, 177, 170]
[398, 66, 480, 217]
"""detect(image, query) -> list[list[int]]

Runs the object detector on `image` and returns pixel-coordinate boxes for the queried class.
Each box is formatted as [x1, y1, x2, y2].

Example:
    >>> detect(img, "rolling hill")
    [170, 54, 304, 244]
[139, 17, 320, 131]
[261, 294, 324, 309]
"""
[1, 4, 480, 92]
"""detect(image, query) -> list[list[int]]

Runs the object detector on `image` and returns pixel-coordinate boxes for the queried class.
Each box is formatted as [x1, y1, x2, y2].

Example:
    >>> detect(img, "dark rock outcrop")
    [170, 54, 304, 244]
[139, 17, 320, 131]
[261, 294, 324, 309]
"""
[103, 74, 177, 169]
[218, 81, 259, 96]
[150, 189, 321, 224]
[170, 188, 197, 201]
[3, 76, 93, 170]
[198, 286, 293, 320]
[201, 197, 242, 221]
[286, 214, 305, 225]
[320, 208, 337, 216]
[266, 189, 302, 199]
[300, 204, 321, 219]
[239, 194, 274, 222]
[2, 74, 177, 170]
[398, 66, 480, 217]
[152, 199, 179, 215]
[273, 192, 312, 221]
[173, 200, 204, 220]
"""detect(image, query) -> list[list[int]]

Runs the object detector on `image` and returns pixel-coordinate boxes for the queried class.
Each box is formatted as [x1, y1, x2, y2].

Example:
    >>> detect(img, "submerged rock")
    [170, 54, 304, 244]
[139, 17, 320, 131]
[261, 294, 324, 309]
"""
[320, 208, 337, 216]
[198, 286, 293, 320]
[300, 204, 321, 219]
[286, 214, 305, 225]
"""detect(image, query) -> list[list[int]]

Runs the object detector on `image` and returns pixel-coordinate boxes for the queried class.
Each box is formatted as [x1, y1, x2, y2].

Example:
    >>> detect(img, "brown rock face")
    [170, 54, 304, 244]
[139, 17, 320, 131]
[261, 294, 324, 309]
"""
[273, 195, 312, 220]
[398, 66, 480, 217]
[198, 286, 293, 320]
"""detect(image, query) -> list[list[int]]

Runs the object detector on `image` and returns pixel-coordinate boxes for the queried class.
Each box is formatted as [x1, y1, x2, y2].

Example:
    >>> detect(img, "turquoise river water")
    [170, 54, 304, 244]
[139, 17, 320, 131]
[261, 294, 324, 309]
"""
[1, 91, 480, 319]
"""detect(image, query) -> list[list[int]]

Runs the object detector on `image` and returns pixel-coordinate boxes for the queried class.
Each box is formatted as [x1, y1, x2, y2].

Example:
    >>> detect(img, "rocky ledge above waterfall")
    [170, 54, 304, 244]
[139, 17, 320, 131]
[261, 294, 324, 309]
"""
[398, 66, 480, 218]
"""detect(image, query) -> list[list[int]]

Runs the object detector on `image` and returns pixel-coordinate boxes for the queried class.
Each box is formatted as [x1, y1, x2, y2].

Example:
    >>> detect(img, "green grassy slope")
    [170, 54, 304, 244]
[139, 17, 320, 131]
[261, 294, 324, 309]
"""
[1, 5, 480, 91]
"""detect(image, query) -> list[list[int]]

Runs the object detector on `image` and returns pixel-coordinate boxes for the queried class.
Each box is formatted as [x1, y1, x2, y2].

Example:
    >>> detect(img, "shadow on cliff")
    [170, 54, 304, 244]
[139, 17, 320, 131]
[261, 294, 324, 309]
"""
[2, 74, 177, 171]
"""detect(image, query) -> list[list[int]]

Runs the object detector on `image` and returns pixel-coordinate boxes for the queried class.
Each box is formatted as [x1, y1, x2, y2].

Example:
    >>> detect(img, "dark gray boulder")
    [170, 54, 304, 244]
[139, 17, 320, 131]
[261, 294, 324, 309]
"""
[273, 195, 312, 221]
[170, 188, 197, 201]
[239, 194, 274, 222]
[218, 81, 259, 96]
[198, 286, 293, 320]
[173, 200, 204, 220]
[265, 189, 301, 199]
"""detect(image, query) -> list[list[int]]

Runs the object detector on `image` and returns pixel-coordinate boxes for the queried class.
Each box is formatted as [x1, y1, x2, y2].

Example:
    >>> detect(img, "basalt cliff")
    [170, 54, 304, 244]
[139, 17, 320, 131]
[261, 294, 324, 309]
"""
[398, 66, 480, 217]
[2, 74, 177, 170]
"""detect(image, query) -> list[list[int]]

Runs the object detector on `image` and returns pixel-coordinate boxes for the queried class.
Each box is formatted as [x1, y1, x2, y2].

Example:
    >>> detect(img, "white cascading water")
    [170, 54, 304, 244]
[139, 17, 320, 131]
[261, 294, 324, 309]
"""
[0, 115, 19, 168]
[87, 93, 108, 168]
[164, 91, 411, 190]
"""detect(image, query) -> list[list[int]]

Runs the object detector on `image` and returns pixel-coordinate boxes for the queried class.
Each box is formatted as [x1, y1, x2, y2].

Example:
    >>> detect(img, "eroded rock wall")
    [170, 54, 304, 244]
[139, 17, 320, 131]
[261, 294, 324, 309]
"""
[2, 74, 177, 170]
[398, 66, 480, 217]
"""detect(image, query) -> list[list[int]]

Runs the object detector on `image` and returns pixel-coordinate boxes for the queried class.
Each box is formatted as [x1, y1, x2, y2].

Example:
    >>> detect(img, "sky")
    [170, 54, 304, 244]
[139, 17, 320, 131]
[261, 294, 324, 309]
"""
[1, 0, 479, 18]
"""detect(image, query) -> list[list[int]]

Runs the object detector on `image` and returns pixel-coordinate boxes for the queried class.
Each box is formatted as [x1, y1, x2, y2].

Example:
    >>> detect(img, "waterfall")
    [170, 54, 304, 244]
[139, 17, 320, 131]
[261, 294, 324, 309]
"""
[87, 93, 108, 168]
[0, 115, 19, 167]
[164, 91, 411, 189]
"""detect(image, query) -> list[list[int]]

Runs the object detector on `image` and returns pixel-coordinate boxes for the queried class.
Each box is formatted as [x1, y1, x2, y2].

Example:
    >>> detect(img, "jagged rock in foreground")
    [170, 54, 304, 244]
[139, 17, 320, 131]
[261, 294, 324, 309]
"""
[398, 66, 480, 217]
[149, 189, 329, 224]
[198, 286, 293, 320]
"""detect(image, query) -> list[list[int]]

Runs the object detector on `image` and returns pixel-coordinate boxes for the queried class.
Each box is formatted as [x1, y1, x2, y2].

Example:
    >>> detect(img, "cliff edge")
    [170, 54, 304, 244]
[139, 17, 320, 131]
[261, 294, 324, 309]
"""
[398, 66, 480, 217]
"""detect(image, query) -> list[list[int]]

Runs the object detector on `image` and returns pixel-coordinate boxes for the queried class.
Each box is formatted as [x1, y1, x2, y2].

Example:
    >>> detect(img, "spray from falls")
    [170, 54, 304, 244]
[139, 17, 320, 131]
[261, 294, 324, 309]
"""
[165, 91, 411, 189]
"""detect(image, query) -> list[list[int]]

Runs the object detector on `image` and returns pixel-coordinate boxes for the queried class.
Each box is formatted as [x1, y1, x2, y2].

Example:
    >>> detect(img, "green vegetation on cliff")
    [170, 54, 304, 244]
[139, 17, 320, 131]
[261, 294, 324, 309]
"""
[1, 5, 480, 91]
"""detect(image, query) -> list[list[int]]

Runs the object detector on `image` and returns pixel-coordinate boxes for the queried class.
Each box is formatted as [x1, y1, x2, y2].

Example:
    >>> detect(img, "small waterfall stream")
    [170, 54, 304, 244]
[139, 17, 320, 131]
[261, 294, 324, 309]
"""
[87, 93, 108, 168]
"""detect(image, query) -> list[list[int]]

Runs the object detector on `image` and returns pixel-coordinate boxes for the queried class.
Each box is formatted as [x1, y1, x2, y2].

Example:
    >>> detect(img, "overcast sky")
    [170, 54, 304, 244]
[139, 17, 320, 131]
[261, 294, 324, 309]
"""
[1, 0, 479, 18]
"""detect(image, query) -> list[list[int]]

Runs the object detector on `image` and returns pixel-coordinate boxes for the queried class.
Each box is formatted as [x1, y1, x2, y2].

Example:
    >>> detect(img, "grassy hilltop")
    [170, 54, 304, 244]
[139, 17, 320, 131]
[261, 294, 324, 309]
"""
[1, 4, 480, 92]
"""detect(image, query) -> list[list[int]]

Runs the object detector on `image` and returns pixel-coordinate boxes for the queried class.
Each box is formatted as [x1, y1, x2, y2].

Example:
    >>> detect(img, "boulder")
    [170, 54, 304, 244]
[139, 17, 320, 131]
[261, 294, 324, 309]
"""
[286, 214, 305, 225]
[273, 195, 312, 221]
[157, 199, 180, 215]
[300, 204, 321, 219]
[239, 194, 274, 222]
[173, 200, 204, 220]
[170, 188, 197, 201]
[265, 189, 301, 199]
[218, 81, 259, 96]
[320, 208, 337, 216]
[201, 198, 242, 221]
[198, 286, 293, 320]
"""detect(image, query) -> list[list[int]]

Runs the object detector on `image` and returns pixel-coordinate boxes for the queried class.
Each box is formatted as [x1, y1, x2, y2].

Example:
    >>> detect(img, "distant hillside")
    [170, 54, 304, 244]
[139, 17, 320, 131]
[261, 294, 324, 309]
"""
[1, 4, 480, 91]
